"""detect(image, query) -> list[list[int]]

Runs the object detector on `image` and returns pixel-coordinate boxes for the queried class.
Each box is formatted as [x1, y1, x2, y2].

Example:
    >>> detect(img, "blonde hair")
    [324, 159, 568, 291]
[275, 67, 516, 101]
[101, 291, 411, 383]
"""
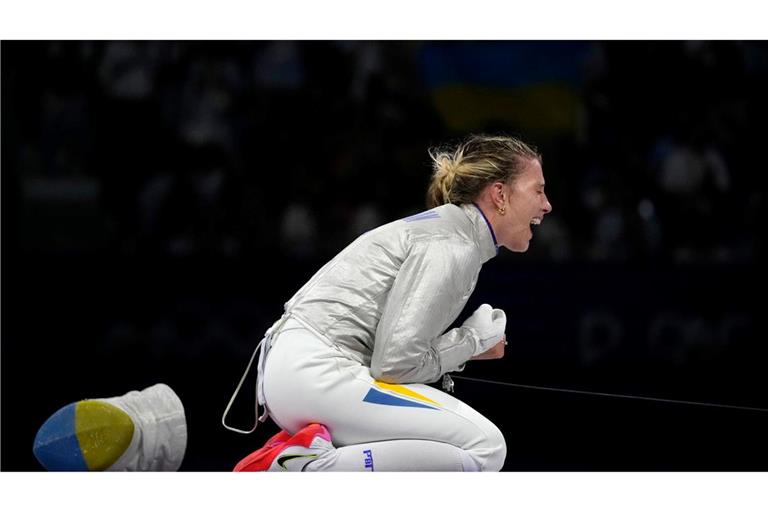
[426, 134, 541, 208]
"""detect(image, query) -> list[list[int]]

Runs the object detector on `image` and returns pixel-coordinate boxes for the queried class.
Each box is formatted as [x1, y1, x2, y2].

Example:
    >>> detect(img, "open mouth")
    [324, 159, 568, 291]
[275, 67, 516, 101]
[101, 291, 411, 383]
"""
[528, 217, 541, 240]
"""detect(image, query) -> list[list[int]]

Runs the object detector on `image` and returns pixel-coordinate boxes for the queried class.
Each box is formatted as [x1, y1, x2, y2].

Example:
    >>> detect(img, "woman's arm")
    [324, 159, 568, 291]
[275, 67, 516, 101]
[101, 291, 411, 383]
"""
[371, 237, 480, 384]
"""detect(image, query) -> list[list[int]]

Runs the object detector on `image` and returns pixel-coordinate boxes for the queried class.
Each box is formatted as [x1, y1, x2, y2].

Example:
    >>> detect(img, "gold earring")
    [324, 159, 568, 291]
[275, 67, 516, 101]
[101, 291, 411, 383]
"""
[498, 207, 505, 215]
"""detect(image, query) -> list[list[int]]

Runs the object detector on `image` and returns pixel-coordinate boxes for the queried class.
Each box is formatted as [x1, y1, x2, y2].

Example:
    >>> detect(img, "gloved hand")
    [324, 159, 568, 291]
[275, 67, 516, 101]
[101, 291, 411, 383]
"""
[462, 304, 506, 356]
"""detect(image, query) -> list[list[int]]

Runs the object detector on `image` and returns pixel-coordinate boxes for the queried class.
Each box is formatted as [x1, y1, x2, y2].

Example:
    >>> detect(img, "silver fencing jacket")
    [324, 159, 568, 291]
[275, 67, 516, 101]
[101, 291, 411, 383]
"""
[223, 203, 499, 433]
[285, 202, 499, 385]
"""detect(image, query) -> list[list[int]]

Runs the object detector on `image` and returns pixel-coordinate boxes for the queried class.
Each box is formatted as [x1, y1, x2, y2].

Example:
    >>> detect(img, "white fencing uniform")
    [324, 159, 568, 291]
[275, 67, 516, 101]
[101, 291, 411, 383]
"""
[237, 203, 506, 471]
[263, 318, 506, 471]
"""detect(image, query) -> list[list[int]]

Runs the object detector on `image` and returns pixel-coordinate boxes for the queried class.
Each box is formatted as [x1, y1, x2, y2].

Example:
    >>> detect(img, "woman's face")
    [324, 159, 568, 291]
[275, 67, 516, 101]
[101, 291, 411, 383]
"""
[496, 158, 552, 252]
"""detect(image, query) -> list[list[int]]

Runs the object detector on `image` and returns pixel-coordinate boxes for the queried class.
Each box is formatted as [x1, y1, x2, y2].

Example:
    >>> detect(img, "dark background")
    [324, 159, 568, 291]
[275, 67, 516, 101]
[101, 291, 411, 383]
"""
[2, 41, 767, 471]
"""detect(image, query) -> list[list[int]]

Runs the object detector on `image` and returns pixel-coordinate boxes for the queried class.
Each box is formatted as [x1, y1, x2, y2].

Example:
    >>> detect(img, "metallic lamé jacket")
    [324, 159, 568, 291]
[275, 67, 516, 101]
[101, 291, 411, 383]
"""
[283, 203, 498, 385]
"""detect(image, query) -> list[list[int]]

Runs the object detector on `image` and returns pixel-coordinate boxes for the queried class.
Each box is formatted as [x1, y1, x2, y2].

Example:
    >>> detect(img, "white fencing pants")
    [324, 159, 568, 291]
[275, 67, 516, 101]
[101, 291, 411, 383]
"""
[262, 319, 506, 471]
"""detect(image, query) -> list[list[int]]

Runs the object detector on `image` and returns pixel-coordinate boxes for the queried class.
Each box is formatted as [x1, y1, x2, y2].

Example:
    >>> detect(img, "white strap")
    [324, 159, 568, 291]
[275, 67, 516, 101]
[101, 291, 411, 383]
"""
[221, 337, 264, 434]
[221, 314, 291, 434]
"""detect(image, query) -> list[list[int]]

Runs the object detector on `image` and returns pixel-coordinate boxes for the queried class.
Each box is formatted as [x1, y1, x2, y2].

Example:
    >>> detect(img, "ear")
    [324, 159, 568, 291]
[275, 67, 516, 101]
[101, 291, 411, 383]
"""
[491, 181, 506, 209]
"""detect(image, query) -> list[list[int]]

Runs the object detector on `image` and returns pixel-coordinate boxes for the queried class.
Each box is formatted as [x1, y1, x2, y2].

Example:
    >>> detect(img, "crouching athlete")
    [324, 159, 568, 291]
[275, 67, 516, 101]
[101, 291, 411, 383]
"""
[226, 134, 553, 471]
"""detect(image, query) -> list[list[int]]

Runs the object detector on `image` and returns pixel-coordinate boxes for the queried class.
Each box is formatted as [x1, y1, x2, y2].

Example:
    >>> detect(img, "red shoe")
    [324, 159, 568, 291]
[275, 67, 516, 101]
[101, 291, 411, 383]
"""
[233, 423, 333, 472]
[263, 429, 292, 448]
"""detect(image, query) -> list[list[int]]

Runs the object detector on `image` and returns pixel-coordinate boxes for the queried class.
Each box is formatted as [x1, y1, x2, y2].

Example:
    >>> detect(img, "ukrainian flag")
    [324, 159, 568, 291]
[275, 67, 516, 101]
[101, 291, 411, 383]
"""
[418, 41, 593, 136]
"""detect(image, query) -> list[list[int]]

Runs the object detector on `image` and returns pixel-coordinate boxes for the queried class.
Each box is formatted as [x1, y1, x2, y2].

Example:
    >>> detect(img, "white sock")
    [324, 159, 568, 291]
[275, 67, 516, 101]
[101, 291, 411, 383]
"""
[304, 439, 479, 471]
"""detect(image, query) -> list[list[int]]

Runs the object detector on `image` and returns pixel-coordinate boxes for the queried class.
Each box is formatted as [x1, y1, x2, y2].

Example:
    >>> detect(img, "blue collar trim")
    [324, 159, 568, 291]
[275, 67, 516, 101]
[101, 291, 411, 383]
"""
[472, 202, 499, 252]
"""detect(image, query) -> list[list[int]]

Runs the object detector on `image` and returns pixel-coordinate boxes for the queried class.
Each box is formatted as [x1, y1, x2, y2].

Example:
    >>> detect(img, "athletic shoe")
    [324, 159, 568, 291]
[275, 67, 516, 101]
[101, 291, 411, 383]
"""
[33, 383, 187, 471]
[262, 429, 292, 449]
[233, 423, 333, 472]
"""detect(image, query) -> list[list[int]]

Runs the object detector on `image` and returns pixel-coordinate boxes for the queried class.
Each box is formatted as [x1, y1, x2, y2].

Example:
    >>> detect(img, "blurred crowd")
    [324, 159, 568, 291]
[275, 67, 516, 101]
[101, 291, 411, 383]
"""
[5, 40, 766, 264]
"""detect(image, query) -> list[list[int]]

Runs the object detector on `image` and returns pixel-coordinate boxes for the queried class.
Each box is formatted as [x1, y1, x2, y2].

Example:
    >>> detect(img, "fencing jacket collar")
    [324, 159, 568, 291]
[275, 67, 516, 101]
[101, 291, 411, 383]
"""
[463, 203, 499, 263]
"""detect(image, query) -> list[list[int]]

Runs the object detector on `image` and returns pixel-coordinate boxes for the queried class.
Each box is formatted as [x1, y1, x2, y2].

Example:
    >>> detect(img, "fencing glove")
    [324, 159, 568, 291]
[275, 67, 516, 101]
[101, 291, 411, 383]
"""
[462, 303, 507, 356]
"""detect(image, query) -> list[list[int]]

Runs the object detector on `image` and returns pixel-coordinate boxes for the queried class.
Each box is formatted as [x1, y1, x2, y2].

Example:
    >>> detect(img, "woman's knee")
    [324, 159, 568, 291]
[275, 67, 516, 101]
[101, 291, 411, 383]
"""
[470, 423, 506, 472]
